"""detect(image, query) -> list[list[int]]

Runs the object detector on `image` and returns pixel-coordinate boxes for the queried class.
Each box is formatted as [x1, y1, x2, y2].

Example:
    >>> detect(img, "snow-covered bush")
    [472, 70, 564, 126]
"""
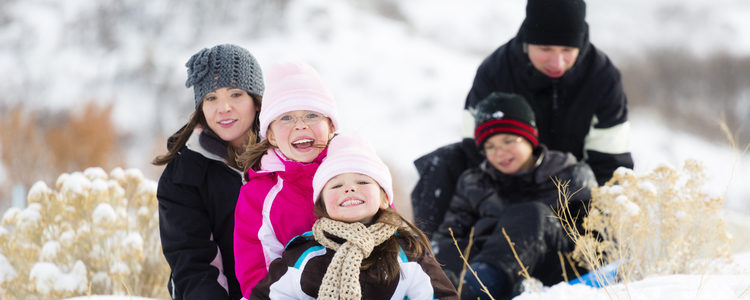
[566, 160, 732, 283]
[0, 167, 169, 299]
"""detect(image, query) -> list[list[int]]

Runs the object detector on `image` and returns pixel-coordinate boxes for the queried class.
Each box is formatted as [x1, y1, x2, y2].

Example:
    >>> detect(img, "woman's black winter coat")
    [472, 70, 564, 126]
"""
[157, 129, 244, 300]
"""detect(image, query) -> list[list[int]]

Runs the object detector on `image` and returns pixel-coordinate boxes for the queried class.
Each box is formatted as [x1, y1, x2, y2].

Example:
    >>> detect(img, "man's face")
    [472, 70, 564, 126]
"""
[527, 44, 580, 78]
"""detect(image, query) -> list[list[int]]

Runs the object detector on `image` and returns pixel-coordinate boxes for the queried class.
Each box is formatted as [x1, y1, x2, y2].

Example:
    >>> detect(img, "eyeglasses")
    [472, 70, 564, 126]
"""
[483, 136, 523, 154]
[273, 111, 326, 127]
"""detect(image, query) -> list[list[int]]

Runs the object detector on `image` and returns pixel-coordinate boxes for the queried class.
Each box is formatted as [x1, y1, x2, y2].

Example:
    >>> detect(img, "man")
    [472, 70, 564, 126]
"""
[413, 0, 632, 238]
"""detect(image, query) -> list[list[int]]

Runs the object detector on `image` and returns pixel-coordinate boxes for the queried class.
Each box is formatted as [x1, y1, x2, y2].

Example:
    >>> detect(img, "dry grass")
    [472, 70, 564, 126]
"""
[448, 225, 542, 299]
[0, 103, 125, 210]
[0, 107, 55, 209]
[0, 167, 169, 299]
[557, 160, 733, 288]
[456, 227, 475, 296]
[501, 227, 532, 282]
[44, 102, 124, 174]
[449, 227, 495, 300]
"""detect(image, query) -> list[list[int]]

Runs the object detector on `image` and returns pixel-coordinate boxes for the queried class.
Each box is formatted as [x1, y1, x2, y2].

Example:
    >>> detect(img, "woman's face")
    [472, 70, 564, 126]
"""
[267, 110, 334, 163]
[483, 133, 535, 174]
[202, 87, 258, 148]
[321, 173, 388, 224]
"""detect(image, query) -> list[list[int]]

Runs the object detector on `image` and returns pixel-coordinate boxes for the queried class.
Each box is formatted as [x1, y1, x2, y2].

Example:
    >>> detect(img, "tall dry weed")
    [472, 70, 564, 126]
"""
[562, 160, 732, 284]
[0, 167, 169, 299]
[0, 107, 55, 195]
[0, 102, 124, 210]
[44, 102, 124, 174]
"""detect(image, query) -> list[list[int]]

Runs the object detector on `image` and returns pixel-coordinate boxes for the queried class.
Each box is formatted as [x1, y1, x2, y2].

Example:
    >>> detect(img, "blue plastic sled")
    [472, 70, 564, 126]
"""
[568, 261, 619, 288]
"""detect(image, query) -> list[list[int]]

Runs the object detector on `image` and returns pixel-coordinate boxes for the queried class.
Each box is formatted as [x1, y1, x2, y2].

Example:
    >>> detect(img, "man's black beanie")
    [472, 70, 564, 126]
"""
[521, 0, 587, 48]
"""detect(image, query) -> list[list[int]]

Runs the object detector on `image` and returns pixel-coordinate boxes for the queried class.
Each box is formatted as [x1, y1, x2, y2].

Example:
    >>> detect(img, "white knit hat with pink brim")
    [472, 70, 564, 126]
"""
[312, 133, 393, 205]
[259, 61, 340, 139]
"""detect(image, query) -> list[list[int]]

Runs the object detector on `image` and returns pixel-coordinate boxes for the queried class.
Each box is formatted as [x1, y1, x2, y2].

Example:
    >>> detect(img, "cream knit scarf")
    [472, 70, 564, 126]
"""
[313, 214, 400, 300]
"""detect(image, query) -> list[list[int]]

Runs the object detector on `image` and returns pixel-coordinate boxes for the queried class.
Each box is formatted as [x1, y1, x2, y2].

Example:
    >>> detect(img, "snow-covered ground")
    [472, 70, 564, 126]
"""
[1, 0, 749, 211]
[1, 0, 750, 299]
[515, 253, 750, 299]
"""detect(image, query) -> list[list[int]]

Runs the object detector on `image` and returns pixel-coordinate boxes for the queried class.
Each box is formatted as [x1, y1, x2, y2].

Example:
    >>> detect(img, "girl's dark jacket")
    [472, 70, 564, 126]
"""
[431, 145, 597, 285]
[157, 128, 243, 300]
[412, 27, 631, 237]
[250, 232, 459, 300]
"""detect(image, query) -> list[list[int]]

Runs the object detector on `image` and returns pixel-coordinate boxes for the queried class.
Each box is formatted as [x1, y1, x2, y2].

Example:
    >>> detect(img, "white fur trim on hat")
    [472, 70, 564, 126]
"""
[259, 61, 340, 139]
[312, 134, 393, 205]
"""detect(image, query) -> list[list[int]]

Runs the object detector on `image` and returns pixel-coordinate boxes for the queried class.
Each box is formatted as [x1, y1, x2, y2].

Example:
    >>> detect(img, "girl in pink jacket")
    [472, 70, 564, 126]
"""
[233, 61, 340, 298]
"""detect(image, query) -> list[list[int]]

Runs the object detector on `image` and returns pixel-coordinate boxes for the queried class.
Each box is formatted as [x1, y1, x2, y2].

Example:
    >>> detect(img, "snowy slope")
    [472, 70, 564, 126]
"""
[1, 0, 750, 298]
[1, 0, 748, 212]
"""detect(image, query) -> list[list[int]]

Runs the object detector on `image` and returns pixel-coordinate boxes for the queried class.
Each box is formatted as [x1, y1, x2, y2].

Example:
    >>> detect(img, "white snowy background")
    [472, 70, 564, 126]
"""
[1, 0, 750, 298]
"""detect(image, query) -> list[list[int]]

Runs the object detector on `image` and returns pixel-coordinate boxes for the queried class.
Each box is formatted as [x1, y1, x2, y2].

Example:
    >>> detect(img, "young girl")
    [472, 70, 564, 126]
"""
[432, 92, 598, 299]
[250, 134, 459, 300]
[153, 44, 264, 299]
[233, 61, 340, 297]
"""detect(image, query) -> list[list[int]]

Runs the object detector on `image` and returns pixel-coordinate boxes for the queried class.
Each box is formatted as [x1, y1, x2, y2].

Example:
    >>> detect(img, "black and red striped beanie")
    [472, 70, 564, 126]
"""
[473, 92, 539, 149]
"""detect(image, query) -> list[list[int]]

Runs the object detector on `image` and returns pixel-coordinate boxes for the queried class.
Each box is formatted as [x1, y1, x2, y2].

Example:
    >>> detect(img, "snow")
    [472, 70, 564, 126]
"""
[615, 195, 641, 216]
[91, 178, 109, 194]
[517, 252, 750, 299]
[65, 297, 154, 300]
[30, 261, 88, 295]
[92, 203, 116, 225]
[518, 273, 750, 299]
[0, 0, 749, 299]
[1, 207, 21, 225]
[58, 172, 91, 197]
[123, 232, 144, 253]
[41, 240, 62, 261]
[17, 203, 42, 231]
[84, 167, 109, 181]
[60, 230, 76, 247]
[0, 254, 17, 284]
[27, 181, 52, 200]
[109, 262, 130, 276]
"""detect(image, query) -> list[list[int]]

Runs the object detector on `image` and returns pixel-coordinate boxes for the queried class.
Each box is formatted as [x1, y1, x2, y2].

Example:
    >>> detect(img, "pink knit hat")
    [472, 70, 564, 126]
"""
[312, 134, 393, 205]
[259, 61, 340, 139]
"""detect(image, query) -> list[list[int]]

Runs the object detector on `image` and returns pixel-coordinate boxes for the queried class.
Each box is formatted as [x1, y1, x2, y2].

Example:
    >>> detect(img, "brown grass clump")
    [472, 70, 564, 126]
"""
[44, 102, 124, 174]
[0, 167, 169, 299]
[562, 160, 732, 284]
[0, 103, 125, 210]
[0, 107, 56, 203]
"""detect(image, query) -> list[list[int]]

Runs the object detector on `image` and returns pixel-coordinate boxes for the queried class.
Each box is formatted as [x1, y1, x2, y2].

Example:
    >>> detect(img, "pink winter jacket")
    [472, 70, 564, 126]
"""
[233, 147, 327, 298]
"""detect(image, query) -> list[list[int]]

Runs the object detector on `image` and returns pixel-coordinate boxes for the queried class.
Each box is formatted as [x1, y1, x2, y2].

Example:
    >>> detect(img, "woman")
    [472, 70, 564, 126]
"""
[153, 43, 264, 299]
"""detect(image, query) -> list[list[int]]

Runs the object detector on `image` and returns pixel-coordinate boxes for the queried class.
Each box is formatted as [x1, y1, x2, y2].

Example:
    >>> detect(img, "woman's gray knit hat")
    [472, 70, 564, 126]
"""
[185, 44, 264, 108]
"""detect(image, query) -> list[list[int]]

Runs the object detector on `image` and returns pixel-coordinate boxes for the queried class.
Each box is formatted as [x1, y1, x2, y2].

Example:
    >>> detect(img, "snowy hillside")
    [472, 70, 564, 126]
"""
[1, 0, 750, 298]
[1, 0, 749, 212]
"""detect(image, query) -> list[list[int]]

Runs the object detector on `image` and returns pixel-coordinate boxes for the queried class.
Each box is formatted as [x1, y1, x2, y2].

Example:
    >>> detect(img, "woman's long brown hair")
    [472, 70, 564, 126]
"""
[236, 139, 273, 175]
[152, 94, 262, 169]
[313, 192, 433, 284]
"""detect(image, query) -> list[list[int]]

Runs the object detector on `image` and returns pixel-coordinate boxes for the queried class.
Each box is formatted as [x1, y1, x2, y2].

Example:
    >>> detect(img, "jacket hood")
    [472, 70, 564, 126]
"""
[246, 147, 328, 181]
[185, 127, 225, 160]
